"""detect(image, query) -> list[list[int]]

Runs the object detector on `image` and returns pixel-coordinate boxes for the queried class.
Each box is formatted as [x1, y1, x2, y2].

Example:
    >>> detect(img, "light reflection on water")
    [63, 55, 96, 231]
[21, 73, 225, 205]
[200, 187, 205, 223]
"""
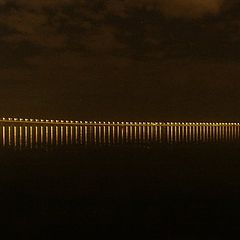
[0, 123, 240, 149]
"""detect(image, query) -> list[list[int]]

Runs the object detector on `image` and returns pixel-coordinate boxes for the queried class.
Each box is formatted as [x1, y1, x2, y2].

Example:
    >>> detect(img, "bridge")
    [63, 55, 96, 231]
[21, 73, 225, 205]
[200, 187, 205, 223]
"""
[0, 117, 240, 149]
[0, 117, 240, 127]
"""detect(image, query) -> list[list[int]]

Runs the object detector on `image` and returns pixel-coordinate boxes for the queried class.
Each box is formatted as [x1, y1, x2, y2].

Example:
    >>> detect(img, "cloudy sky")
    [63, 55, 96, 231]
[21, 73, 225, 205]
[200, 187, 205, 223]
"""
[0, 0, 239, 121]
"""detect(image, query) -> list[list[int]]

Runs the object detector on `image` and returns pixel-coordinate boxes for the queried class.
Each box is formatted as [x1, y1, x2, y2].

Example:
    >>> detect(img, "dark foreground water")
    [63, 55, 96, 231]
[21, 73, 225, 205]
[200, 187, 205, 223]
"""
[1, 142, 240, 239]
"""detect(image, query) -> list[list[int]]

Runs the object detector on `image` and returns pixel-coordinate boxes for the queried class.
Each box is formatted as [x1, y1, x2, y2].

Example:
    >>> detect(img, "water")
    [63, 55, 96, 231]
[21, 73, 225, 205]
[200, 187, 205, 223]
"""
[0, 124, 240, 149]
[1, 123, 240, 238]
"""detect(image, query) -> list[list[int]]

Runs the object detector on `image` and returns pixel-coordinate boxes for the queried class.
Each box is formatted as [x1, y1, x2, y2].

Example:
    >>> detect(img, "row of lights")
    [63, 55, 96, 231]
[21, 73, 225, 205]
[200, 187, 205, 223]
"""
[1, 118, 240, 126]
[165, 122, 240, 126]
[1, 118, 81, 124]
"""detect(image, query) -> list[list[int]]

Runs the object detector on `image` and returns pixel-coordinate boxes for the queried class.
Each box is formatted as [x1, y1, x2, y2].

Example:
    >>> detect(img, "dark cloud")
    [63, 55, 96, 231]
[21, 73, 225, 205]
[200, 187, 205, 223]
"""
[157, 0, 224, 18]
[0, 0, 234, 55]
[106, 0, 224, 18]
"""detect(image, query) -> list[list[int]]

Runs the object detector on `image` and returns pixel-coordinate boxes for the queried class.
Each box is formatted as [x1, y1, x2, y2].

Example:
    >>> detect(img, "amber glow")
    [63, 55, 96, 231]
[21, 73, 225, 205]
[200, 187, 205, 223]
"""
[0, 117, 240, 149]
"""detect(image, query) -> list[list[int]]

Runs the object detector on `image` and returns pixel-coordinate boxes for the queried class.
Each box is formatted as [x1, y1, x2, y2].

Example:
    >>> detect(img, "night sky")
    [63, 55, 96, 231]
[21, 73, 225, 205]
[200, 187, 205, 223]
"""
[0, 0, 239, 121]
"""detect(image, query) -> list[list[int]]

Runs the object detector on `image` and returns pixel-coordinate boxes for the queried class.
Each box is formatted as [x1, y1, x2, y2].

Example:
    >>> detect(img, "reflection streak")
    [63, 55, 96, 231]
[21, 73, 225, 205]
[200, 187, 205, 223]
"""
[0, 123, 239, 149]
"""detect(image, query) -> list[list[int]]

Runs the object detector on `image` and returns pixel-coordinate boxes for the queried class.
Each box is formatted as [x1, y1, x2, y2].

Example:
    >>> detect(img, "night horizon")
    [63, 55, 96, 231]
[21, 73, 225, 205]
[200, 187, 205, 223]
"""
[1, 1, 240, 239]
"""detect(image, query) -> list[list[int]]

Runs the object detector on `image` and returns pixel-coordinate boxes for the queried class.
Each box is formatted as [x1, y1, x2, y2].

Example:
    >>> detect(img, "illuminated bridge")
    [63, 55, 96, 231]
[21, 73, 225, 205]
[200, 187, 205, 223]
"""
[0, 117, 240, 149]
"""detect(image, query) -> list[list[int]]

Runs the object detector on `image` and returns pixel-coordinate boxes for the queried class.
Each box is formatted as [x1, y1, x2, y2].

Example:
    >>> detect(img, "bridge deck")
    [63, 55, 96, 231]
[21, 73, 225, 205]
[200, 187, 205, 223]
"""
[0, 119, 239, 127]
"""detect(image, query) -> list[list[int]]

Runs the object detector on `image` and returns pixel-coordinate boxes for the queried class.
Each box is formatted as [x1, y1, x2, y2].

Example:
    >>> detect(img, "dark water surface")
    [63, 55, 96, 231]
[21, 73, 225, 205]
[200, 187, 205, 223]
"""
[1, 126, 240, 238]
